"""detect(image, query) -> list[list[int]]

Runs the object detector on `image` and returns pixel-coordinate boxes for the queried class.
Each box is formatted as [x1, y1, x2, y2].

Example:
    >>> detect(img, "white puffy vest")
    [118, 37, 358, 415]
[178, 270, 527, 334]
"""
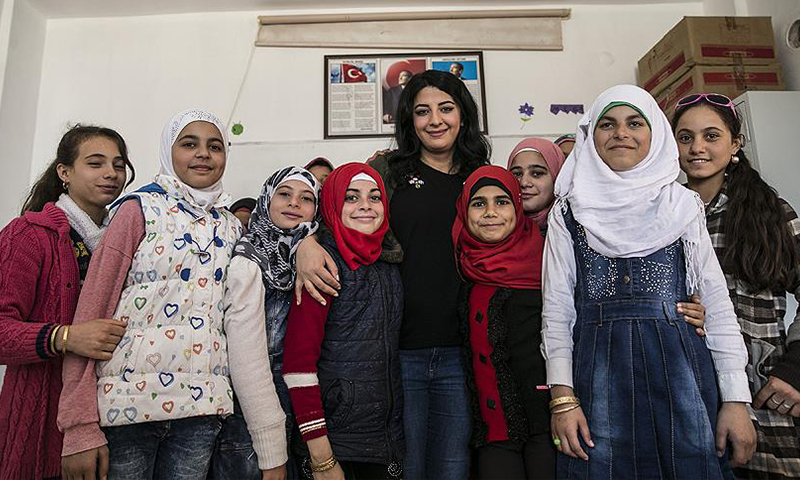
[96, 183, 241, 426]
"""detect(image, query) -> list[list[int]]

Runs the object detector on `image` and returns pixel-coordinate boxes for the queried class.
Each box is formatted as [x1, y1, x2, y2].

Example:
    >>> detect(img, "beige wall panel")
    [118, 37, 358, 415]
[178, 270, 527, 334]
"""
[257, 16, 564, 51]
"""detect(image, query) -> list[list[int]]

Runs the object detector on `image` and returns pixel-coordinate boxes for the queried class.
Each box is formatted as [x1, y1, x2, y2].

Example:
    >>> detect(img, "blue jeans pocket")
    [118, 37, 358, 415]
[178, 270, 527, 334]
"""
[211, 409, 260, 480]
[105, 416, 223, 480]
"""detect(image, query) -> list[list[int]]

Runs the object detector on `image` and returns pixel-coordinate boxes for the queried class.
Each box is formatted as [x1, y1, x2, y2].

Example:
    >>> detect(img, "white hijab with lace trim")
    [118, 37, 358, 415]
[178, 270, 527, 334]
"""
[552, 84, 707, 294]
[158, 109, 230, 211]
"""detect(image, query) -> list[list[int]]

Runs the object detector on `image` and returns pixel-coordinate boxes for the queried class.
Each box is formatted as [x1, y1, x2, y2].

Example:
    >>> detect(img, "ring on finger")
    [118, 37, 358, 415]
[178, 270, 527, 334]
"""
[769, 397, 782, 405]
[553, 437, 561, 446]
[781, 402, 794, 410]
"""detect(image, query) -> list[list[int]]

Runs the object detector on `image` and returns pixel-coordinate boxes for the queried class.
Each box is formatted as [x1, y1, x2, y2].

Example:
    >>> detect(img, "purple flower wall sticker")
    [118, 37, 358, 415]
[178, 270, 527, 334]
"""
[519, 102, 534, 129]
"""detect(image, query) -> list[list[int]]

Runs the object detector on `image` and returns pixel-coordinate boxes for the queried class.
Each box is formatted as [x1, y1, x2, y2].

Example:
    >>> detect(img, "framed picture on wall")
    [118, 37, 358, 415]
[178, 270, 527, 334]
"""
[324, 51, 487, 139]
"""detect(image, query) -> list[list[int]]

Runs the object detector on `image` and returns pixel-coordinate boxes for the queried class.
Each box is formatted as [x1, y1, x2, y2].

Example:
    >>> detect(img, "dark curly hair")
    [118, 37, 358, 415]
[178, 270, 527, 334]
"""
[387, 70, 490, 189]
[673, 100, 799, 292]
[21, 124, 135, 214]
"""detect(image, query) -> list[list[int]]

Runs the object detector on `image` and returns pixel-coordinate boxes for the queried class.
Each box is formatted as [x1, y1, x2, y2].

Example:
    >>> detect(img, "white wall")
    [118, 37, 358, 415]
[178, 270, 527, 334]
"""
[0, 0, 45, 389]
[0, 0, 11, 99]
[743, 0, 800, 91]
[28, 3, 703, 204]
[0, 0, 44, 226]
[701, 0, 737, 15]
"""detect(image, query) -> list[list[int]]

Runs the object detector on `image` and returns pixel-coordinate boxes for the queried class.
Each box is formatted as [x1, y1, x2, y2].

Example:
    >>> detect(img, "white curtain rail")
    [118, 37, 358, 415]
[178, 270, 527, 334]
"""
[257, 9, 571, 26]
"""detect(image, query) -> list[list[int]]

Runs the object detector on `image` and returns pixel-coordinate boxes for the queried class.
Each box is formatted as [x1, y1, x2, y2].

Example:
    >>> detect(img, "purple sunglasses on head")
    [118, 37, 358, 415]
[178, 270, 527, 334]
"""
[675, 93, 738, 119]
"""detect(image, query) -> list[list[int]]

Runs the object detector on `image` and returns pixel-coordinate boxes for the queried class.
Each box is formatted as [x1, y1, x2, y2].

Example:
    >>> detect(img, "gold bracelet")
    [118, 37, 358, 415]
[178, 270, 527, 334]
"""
[552, 403, 581, 415]
[310, 455, 337, 473]
[49, 325, 61, 356]
[61, 326, 70, 355]
[549, 396, 580, 410]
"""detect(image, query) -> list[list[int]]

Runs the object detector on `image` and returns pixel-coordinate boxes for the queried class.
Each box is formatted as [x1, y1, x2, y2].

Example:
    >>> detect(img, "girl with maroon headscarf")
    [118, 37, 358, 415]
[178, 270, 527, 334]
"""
[506, 138, 566, 236]
[304, 157, 335, 185]
[282, 163, 404, 480]
[452, 165, 554, 479]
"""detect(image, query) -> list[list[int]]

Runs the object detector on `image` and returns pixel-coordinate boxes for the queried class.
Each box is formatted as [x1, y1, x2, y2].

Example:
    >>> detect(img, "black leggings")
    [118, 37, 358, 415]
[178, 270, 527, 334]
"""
[475, 434, 557, 480]
[339, 461, 396, 480]
[302, 459, 398, 480]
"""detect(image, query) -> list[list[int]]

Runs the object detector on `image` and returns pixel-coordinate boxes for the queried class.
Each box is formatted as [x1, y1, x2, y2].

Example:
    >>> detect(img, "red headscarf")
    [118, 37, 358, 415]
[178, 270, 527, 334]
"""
[452, 165, 544, 289]
[321, 163, 389, 270]
[506, 138, 566, 230]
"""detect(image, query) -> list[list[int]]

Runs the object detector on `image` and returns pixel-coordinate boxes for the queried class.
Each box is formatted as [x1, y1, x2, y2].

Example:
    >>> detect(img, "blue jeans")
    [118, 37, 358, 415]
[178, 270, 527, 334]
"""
[103, 415, 222, 480]
[211, 373, 302, 480]
[558, 205, 734, 480]
[209, 399, 261, 480]
[400, 347, 471, 480]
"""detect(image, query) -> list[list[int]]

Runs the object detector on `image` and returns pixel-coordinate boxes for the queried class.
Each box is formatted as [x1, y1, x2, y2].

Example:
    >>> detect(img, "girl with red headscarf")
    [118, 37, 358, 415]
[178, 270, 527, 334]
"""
[452, 165, 554, 479]
[282, 163, 404, 480]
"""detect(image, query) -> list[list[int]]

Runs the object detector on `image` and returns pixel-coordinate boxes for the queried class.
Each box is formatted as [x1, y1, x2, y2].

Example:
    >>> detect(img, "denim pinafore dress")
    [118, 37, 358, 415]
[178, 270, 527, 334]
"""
[559, 205, 734, 480]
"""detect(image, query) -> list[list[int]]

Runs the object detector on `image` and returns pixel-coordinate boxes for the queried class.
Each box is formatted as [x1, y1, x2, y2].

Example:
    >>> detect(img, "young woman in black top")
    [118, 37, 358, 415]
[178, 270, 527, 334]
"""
[295, 70, 490, 479]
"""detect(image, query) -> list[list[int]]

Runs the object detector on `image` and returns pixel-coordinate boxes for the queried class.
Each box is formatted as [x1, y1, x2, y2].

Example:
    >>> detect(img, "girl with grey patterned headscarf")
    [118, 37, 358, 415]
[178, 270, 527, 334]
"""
[234, 166, 321, 290]
[220, 165, 321, 480]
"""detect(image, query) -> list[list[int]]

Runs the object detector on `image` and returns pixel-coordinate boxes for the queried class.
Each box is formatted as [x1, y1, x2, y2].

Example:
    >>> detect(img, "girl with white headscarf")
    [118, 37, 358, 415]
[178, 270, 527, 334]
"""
[541, 85, 755, 479]
[155, 108, 231, 211]
[217, 166, 321, 480]
[59, 109, 262, 479]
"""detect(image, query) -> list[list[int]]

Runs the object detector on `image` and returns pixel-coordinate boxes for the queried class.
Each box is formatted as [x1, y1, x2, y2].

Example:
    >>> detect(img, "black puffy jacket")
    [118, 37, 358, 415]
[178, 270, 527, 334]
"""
[299, 233, 405, 465]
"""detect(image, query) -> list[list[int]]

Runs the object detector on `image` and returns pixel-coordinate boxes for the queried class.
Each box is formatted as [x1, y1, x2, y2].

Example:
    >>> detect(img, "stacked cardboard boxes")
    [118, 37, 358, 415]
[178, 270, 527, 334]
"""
[638, 17, 785, 117]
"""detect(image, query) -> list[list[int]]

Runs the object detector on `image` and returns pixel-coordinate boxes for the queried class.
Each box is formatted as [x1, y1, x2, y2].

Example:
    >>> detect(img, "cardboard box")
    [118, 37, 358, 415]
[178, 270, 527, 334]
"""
[639, 16, 777, 96]
[655, 64, 785, 119]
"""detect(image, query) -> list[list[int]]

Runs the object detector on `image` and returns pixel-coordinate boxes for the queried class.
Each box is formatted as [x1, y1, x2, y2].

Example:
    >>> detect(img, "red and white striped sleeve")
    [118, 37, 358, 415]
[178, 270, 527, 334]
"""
[282, 291, 333, 442]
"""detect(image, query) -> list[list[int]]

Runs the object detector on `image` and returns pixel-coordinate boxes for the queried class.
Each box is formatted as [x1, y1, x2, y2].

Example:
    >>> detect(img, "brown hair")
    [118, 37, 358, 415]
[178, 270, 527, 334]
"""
[21, 125, 135, 214]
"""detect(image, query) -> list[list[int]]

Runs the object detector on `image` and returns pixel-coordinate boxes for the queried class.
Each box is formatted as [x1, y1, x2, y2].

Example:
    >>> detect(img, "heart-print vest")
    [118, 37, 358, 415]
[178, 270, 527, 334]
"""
[96, 180, 241, 427]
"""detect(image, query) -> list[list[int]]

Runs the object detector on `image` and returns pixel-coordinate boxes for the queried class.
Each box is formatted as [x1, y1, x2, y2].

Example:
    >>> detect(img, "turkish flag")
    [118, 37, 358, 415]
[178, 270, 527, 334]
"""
[342, 63, 367, 83]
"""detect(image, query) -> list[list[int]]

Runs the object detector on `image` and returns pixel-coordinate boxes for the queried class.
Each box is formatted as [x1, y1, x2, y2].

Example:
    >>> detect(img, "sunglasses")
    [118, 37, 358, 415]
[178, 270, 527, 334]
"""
[675, 93, 738, 119]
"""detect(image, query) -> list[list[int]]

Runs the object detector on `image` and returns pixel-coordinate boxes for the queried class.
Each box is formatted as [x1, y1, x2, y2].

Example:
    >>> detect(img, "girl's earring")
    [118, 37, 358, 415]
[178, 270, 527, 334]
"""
[62, 181, 69, 191]
[731, 155, 740, 164]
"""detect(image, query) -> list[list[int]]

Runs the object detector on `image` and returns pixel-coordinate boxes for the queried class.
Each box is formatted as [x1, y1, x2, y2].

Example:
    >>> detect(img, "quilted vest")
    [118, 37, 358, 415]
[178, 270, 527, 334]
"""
[95, 177, 241, 427]
[309, 234, 405, 464]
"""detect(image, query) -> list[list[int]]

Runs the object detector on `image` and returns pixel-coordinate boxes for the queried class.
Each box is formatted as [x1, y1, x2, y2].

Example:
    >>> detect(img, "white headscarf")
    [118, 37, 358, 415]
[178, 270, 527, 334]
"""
[158, 109, 229, 211]
[553, 84, 706, 294]
[350, 172, 378, 184]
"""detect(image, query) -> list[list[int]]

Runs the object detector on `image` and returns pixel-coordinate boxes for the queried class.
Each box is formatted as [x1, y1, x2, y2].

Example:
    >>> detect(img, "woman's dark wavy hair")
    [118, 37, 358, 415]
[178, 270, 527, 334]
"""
[388, 69, 490, 189]
[21, 125, 135, 215]
[672, 100, 799, 292]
